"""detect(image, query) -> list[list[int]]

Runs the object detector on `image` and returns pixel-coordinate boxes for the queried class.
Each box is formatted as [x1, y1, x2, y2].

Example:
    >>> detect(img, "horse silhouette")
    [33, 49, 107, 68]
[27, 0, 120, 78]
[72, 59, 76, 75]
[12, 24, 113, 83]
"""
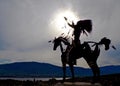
[53, 36, 113, 83]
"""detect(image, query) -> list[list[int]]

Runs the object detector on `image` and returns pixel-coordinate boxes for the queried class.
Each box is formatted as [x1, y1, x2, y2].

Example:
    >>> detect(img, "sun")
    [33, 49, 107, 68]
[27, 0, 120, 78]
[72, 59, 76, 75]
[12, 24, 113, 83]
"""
[51, 10, 79, 35]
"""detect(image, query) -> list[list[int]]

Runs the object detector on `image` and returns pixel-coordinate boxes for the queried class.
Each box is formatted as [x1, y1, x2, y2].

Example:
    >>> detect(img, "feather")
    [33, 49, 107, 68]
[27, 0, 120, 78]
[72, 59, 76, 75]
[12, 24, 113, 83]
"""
[64, 17, 67, 21]
[83, 30, 88, 36]
[112, 45, 116, 50]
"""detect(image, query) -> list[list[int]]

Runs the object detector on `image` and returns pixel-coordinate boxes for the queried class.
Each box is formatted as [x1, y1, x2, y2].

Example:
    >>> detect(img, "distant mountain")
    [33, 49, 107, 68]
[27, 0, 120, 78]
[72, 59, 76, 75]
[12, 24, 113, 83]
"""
[100, 65, 120, 75]
[0, 62, 120, 77]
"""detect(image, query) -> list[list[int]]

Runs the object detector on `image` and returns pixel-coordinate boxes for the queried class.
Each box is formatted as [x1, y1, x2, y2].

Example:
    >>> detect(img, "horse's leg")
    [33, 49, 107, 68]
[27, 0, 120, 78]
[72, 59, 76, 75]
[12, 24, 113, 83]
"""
[93, 63, 100, 83]
[89, 45, 100, 83]
[69, 63, 75, 82]
[61, 52, 67, 83]
[94, 63, 100, 81]
[88, 61, 100, 83]
[62, 63, 66, 83]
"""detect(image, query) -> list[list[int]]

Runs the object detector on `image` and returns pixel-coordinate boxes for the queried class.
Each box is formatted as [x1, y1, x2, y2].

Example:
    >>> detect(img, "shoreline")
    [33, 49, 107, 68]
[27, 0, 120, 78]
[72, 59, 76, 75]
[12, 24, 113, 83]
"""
[0, 74, 120, 86]
[0, 77, 64, 81]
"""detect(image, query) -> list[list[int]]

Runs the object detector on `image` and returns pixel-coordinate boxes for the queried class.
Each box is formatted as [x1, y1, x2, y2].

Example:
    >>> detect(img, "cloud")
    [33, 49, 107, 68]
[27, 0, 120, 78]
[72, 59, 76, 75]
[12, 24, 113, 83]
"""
[0, 0, 120, 67]
[0, 0, 50, 49]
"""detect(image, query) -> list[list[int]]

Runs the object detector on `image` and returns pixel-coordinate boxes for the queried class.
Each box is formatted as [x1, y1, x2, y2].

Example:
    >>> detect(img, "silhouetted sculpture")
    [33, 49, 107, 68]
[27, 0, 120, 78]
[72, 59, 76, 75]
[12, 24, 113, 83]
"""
[53, 36, 113, 83]
[50, 17, 116, 83]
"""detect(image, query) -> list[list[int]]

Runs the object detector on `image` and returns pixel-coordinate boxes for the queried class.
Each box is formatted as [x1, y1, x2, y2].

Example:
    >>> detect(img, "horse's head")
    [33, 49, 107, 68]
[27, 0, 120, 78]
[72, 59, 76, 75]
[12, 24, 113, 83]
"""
[53, 37, 61, 50]
[99, 37, 111, 50]
[53, 36, 70, 50]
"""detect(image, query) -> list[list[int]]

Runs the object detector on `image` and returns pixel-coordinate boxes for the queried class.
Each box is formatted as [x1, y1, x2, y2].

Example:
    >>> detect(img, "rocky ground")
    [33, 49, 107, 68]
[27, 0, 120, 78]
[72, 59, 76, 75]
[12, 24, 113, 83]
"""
[0, 73, 120, 86]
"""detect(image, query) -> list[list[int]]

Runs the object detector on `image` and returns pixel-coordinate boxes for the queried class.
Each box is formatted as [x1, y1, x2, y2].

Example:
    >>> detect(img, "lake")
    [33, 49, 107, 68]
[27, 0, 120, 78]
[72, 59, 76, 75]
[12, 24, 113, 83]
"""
[0, 77, 63, 81]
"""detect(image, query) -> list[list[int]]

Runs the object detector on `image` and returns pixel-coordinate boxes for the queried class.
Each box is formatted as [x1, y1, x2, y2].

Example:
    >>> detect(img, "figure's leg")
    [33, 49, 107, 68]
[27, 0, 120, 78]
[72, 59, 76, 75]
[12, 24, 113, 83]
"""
[69, 64, 75, 82]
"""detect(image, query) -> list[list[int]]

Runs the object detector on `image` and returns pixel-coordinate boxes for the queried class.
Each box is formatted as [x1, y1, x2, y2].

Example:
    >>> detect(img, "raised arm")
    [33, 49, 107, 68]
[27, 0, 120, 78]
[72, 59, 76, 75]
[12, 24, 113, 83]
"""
[64, 17, 75, 28]
[68, 21, 75, 28]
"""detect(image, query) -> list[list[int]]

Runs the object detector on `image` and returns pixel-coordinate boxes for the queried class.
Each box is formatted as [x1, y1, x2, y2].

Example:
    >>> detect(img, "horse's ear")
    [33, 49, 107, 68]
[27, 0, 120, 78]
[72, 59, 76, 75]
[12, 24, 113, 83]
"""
[52, 37, 56, 43]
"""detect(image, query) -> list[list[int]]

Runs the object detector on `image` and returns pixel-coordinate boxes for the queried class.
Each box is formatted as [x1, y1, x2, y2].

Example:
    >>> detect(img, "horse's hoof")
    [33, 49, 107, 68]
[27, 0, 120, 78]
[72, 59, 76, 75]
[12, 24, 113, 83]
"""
[91, 80, 99, 84]
[72, 80, 75, 83]
[91, 81, 95, 84]
[61, 80, 65, 83]
[70, 79, 75, 83]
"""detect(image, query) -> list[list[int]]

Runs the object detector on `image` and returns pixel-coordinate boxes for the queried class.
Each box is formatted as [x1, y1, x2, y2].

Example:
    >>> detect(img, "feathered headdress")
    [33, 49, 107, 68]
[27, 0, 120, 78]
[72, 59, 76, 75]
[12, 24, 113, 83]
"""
[77, 19, 92, 35]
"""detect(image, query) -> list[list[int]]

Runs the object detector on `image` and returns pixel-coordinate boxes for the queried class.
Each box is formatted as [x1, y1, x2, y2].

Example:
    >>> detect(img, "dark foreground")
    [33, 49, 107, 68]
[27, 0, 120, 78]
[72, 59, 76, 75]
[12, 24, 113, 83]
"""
[0, 74, 120, 86]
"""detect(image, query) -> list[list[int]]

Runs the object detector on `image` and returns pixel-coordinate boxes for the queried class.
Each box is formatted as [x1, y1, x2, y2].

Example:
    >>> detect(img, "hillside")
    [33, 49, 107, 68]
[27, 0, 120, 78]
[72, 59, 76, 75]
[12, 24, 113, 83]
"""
[0, 62, 120, 77]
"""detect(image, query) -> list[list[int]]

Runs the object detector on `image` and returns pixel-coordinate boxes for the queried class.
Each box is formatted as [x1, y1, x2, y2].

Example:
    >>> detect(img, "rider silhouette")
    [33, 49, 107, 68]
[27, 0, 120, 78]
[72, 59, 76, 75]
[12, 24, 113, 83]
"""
[64, 17, 81, 47]
[64, 17, 92, 65]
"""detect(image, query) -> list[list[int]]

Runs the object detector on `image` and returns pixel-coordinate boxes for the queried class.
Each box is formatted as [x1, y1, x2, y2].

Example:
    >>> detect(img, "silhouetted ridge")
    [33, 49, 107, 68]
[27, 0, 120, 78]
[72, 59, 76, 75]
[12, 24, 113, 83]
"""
[0, 62, 119, 77]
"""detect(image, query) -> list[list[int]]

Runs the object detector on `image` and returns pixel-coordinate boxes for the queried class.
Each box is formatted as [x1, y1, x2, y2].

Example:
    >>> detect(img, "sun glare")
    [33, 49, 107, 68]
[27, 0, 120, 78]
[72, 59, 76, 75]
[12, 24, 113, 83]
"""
[52, 10, 79, 36]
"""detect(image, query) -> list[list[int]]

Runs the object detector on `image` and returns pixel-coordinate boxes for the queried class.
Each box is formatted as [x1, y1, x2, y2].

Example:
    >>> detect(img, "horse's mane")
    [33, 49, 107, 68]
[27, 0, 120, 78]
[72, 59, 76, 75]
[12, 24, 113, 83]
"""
[58, 36, 70, 45]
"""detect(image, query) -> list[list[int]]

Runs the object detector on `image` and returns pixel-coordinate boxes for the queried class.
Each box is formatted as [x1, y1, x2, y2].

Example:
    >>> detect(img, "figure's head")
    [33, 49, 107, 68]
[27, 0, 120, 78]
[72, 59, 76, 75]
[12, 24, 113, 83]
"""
[99, 37, 111, 50]
[77, 19, 92, 34]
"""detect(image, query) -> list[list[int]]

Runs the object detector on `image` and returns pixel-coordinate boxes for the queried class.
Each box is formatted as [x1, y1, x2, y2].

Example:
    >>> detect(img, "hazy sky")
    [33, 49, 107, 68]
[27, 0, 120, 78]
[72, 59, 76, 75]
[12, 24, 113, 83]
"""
[0, 0, 120, 68]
